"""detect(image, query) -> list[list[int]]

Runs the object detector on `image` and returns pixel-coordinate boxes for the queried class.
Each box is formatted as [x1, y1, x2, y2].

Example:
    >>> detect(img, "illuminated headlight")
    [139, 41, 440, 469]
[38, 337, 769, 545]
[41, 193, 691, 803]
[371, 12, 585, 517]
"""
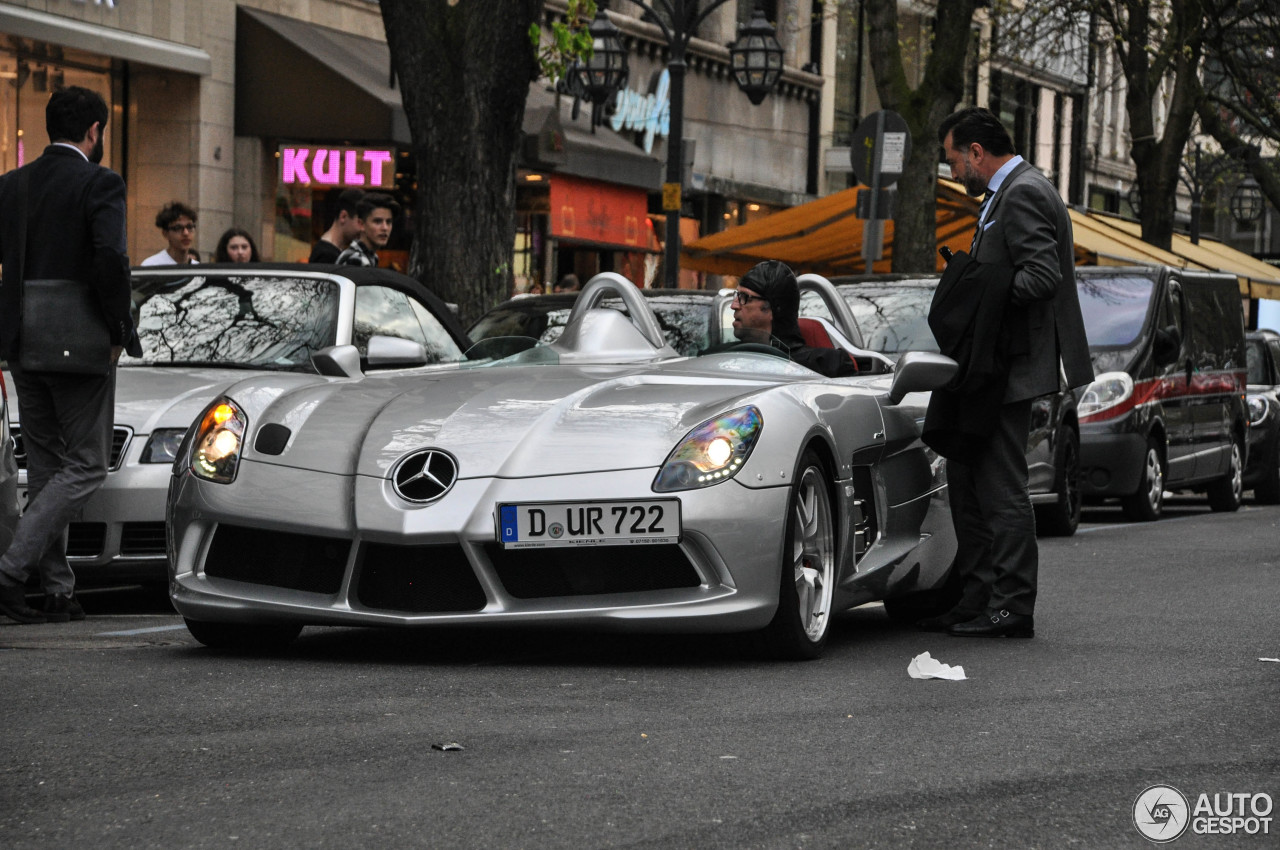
[141, 428, 189, 463]
[1078, 371, 1134, 419]
[191, 398, 247, 484]
[1247, 394, 1269, 426]
[653, 406, 762, 492]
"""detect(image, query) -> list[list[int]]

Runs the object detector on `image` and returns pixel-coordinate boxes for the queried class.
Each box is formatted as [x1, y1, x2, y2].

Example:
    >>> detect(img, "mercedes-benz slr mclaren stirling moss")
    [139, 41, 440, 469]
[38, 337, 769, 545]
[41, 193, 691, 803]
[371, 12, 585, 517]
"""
[168, 274, 960, 659]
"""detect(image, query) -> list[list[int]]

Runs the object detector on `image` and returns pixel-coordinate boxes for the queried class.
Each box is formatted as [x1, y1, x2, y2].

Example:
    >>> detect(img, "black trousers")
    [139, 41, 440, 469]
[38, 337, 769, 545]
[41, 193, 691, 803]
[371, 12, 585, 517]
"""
[0, 365, 115, 594]
[945, 398, 1037, 616]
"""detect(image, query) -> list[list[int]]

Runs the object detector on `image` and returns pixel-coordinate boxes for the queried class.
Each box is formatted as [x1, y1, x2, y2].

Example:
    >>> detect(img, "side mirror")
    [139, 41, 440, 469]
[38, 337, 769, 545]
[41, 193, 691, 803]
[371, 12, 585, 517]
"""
[888, 351, 959, 404]
[1153, 326, 1181, 366]
[310, 344, 363, 378]
[365, 335, 428, 369]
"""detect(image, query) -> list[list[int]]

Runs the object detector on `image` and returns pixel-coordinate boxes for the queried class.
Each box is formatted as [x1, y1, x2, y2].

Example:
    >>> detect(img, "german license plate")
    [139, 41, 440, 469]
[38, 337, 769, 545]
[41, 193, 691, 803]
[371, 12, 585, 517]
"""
[497, 500, 680, 549]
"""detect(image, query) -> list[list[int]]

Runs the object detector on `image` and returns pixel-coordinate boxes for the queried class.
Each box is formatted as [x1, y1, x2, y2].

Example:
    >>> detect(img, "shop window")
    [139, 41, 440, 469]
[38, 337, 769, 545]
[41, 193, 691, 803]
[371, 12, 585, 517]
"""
[1, 37, 120, 174]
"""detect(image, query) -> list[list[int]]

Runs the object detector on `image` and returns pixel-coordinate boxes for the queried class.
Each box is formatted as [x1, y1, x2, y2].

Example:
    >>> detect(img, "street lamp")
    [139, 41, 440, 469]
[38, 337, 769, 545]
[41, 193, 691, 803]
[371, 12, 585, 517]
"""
[594, 1, 783, 289]
[1182, 142, 1262, 244]
[1229, 177, 1264, 226]
[572, 9, 630, 114]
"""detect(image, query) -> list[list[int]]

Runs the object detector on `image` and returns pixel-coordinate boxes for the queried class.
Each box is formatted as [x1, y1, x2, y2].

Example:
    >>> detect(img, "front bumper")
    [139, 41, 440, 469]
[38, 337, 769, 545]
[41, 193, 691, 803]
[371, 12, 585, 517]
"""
[170, 462, 793, 633]
[1079, 425, 1148, 497]
[19, 462, 170, 585]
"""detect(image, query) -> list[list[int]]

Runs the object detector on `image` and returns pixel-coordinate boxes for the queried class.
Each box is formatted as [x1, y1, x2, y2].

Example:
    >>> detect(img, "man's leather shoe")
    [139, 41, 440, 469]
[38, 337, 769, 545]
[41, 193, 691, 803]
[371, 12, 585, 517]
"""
[947, 609, 1035, 638]
[915, 608, 983, 632]
[43, 593, 85, 623]
[0, 584, 47, 625]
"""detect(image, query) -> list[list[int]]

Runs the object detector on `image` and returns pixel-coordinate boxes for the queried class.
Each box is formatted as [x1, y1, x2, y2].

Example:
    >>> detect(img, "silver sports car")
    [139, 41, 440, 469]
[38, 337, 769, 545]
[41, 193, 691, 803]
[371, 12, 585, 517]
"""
[168, 274, 960, 659]
[4, 264, 470, 585]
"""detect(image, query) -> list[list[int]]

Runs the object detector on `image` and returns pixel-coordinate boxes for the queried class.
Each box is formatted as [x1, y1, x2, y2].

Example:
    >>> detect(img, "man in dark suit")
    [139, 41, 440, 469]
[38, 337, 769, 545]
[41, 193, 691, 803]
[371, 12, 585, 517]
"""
[927, 107, 1093, 638]
[0, 86, 140, 624]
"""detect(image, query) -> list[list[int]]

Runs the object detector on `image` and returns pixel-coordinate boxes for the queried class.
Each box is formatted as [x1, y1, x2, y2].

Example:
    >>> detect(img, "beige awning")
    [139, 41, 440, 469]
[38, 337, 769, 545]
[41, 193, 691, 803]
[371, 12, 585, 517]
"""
[0, 4, 211, 76]
[1090, 214, 1280, 299]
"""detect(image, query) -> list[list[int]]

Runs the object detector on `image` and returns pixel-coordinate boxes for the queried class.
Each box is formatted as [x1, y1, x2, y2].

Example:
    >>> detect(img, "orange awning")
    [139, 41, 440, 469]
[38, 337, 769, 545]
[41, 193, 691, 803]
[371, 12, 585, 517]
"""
[681, 179, 980, 277]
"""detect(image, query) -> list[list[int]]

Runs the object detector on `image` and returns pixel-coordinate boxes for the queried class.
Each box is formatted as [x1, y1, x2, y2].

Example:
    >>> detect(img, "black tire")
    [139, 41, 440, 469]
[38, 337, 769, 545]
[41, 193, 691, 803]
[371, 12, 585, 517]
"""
[759, 450, 836, 660]
[1035, 426, 1082, 536]
[1206, 440, 1244, 512]
[1252, 437, 1280, 505]
[184, 618, 302, 652]
[1121, 438, 1165, 521]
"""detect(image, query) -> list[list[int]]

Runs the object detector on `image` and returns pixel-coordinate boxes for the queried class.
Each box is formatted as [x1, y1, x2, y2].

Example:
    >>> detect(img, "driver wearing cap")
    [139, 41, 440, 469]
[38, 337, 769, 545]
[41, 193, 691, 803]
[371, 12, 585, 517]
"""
[728, 260, 859, 378]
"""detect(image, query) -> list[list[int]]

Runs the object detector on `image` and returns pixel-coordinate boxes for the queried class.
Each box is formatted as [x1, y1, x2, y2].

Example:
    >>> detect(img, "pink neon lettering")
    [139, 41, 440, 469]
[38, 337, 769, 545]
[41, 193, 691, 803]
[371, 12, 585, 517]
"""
[281, 148, 310, 183]
[312, 150, 340, 184]
[363, 150, 392, 187]
[343, 150, 366, 185]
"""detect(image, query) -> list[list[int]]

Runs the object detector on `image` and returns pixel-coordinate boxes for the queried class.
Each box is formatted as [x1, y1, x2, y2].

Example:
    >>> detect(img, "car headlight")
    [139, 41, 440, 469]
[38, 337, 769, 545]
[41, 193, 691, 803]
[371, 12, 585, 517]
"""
[190, 397, 247, 484]
[1247, 394, 1270, 426]
[141, 428, 189, 464]
[653, 406, 762, 492]
[1078, 371, 1135, 421]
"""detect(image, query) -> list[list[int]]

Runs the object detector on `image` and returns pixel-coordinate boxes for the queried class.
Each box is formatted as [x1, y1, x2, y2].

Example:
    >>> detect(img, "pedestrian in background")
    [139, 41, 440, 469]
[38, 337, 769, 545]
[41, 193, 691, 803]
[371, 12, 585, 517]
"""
[215, 227, 260, 263]
[336, 193, 398, 267]
[140, 200, 199, 266]
[0, 86, 142, 624]
[310, 188, 365, 264]
[553, 273, 580, 293]
[922, 106, 1092, 639]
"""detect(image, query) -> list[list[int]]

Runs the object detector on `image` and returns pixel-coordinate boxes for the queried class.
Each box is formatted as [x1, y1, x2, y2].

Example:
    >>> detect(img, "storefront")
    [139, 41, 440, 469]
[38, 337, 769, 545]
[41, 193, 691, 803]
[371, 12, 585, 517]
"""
[0, 1, 213, 264]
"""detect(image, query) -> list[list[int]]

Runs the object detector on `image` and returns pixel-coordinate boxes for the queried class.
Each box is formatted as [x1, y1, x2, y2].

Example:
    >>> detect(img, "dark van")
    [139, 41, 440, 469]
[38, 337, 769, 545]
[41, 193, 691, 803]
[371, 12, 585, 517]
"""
[1075, 266, 1248, 520]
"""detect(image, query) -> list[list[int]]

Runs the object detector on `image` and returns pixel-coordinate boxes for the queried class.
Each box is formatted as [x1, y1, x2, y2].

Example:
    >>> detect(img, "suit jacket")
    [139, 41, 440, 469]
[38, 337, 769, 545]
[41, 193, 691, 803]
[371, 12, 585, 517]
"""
[971, 160, 1093, 401]
[0, 145, 139, 363]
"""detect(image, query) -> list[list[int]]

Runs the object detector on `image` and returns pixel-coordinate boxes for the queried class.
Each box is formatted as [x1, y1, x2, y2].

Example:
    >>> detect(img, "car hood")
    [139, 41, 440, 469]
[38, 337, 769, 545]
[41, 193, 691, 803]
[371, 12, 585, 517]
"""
[4, 366, 261, 433]
[241, 358, 836, 480]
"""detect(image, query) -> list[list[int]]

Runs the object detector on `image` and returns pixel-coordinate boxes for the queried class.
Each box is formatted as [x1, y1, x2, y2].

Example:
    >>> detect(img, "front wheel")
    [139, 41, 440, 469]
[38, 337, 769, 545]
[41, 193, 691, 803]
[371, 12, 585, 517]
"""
[1253, 436, 1280, 505]
[184, 618, 303, 652]
[1035, 427, 1082, 536]
[1121, 438, 1165, 521]
[1206, 440, 1243, 512]
[759, 450, 836, 660]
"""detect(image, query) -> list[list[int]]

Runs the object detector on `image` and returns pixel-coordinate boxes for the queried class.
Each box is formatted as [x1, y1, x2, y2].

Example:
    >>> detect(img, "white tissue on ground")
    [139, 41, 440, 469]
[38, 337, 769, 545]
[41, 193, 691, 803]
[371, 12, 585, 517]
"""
[908, 651, 967, 680]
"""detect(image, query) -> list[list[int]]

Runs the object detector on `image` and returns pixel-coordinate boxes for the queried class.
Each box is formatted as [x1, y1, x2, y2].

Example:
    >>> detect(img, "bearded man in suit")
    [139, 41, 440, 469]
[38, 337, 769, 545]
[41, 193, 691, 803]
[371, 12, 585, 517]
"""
[0, 86, 140, 624]
[926, 107, 1093, 638]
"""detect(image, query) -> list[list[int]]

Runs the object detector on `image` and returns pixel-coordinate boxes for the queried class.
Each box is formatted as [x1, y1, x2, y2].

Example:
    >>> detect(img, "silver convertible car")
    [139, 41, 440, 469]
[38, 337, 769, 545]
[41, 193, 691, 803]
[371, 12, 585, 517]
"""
[167, 274, 961, 659]
[4, 264, 470, 586]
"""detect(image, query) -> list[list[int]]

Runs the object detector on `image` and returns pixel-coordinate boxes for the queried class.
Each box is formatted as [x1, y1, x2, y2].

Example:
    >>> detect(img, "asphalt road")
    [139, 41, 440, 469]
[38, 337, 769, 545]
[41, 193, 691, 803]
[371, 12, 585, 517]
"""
[1, 498, 1277, 849]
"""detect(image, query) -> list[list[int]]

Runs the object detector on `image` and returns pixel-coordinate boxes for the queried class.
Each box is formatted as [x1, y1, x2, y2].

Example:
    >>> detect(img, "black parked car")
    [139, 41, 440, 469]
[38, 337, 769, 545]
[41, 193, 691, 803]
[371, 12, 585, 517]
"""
[1244, 328, 1280, 503]
[1074, 266, 1247, 520]
[808, 274, 1083, 536]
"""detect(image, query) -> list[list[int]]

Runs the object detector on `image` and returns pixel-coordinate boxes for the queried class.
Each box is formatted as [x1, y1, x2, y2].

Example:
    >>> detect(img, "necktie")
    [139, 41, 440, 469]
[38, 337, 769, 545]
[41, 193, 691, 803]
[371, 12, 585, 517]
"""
[970, 191, 993, 252]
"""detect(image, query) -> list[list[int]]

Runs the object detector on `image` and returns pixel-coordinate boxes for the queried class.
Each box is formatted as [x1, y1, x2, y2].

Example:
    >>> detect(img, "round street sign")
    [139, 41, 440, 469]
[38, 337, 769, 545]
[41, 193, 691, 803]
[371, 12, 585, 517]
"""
[850, 110, 911, 188]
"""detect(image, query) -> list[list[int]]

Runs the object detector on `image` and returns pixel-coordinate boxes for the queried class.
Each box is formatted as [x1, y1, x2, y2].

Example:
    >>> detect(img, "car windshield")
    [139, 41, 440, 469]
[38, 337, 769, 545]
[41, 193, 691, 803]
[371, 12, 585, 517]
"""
[831, 284, 939, 355]
[123, 274, 340, 372]
[1077, 274, 1154, 347]
[470, 295, 715, 356]
[1246, 338, 1269, 384]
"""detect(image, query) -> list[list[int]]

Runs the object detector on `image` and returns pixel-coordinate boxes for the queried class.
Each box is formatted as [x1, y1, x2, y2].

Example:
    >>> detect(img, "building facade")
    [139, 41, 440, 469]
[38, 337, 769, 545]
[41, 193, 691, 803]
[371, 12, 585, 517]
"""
[0, 0, 822, 294]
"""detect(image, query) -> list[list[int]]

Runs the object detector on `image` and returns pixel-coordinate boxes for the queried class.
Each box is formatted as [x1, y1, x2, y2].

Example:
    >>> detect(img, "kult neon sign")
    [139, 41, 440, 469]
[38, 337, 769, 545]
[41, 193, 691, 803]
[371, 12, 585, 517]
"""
[278, 146, 395, 189]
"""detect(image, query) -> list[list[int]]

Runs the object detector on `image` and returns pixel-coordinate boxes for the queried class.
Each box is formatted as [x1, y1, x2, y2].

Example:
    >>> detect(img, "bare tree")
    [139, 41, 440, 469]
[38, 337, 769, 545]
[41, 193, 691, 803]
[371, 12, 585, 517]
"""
[995, 0, 1279, 251]
[861, 0, 984, 273]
